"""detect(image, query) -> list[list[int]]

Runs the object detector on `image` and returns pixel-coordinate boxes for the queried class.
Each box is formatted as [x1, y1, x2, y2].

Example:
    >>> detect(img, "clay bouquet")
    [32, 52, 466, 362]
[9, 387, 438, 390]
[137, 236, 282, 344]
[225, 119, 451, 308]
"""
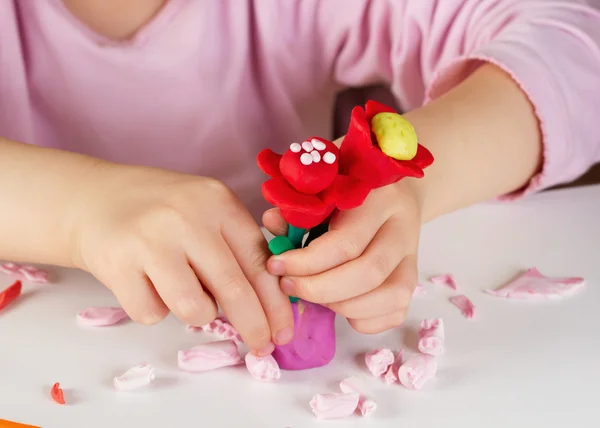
[257, 101, 434, 370]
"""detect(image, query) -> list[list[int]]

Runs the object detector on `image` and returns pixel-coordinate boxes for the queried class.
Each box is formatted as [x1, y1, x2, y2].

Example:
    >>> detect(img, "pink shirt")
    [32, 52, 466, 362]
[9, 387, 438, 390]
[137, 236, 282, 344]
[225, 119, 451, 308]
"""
[1, 0, 600, 218]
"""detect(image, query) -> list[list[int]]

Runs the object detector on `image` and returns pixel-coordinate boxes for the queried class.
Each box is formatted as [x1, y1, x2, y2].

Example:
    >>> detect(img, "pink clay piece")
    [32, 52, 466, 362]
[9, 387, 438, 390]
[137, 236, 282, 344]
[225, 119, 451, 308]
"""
[77, 307, 129, 327]
[271, 300, 336, 370]
[449, 294, 476, 319]
[0, 262, 49, 283]
[418, 318, 445, 356]
[384, 350, 405, 385]
[398, 354, 437, 390]
[309, 393, 359, 419]
[413, 283, 427, 297]
[114, 363, 156, 391]
[245, 353, 281, 382]
[178, 340, 243, 372]
[485, 267, 585, 299]
[187, 318, 243, 344]
[430, 274, 458, 290]
[365, 348, 394, 377]
[339, 376, 377, 416]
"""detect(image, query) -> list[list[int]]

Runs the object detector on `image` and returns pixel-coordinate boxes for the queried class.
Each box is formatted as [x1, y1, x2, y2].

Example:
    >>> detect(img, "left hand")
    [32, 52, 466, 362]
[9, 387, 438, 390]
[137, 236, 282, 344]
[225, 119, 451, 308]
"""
[262, 179, 422, 334]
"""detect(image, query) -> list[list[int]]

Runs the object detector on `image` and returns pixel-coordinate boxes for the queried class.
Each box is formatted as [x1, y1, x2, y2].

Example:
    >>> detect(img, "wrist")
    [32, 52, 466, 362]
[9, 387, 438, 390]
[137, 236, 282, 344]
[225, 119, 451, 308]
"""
[66, 158, 119, 270]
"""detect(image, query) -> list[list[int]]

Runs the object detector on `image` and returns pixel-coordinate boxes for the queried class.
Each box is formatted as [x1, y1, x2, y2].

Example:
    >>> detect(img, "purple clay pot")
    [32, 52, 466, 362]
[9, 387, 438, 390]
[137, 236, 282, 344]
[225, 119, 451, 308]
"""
[272, 300, 336, 370]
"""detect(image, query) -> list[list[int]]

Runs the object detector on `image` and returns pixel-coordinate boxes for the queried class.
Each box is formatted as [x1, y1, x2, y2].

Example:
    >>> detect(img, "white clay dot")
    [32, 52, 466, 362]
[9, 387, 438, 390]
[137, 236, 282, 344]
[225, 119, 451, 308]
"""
[290, 143, 301, 153]
[310, 150, 321, 163]
[323, 152, 336, 164]
[311, 139, 326, 151]
[302, 141, 313, 152]
[300, 153, 313, 165]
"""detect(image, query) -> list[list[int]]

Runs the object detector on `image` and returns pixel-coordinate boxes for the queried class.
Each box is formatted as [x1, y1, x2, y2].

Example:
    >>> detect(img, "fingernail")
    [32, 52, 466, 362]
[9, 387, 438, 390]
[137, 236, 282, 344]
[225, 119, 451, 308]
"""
[275, 326, 294, 345]
[255, 342, 275, 357]
[268, 258, 285, 276]
[280, 278, 295, 295]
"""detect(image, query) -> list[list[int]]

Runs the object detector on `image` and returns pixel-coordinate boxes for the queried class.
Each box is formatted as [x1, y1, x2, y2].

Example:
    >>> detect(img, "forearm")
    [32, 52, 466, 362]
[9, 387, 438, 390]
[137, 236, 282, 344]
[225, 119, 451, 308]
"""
[0, 138, 106, 266]
[405, 63, 542, 222]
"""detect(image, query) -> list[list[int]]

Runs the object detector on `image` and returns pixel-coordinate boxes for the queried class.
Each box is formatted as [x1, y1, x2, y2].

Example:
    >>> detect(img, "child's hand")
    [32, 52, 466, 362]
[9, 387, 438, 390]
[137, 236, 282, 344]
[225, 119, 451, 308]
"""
[70, 163, 293, 354]
[263, 180, 421, 334]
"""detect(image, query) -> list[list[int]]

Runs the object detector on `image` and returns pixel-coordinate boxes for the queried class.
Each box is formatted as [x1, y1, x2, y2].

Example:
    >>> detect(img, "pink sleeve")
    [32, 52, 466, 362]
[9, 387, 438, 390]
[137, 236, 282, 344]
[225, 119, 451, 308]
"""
[314, 0, 600, 197]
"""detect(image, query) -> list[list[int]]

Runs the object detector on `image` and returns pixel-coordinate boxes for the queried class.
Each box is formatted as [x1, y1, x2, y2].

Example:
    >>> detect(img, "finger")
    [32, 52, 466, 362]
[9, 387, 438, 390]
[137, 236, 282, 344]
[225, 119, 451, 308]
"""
[186, 234, 275, 355]
[105, 270, 169, 325]
[224, 209, 295, 346]
[327, 255, 417, 319]
[280, 217, 405, 304]
[267, 193, 387, 277]
[348, 311, 407, 334]
[262, 208, 288, 237]
[144, 250, 217, 327]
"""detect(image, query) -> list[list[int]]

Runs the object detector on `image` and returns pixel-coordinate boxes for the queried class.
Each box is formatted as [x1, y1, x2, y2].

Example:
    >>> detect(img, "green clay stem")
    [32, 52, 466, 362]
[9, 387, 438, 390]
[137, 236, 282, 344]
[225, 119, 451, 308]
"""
[268, 235, 295, 255]
[287, 225, 306, 249]
[267, 234, 300, 304]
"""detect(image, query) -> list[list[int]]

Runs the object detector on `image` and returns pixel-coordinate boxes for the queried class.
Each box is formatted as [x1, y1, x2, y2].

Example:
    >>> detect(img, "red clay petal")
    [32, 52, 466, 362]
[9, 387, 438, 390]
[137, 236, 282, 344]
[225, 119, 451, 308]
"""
[365, 100, 397, 122]
[411, 144, 435, 169]
[280, 206, 335, 229]
[262, 178, 329, 214]
[257, 149, 283, 178]
[321, 175, 372, 210]
[0, 280, 22, 311]
[340, 102, 434, 188]
[340, 106, 425, 188]
[365, 101, 434, 170]
[51, 382, 66, 405]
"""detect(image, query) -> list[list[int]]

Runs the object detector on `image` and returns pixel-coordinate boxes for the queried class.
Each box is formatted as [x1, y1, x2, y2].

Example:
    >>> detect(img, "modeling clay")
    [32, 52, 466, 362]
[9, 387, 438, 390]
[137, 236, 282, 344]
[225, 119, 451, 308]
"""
[258, 101, 434, 371]
[0, 419, 40, 427]
[339, 101, 434, 188]
[258, 138, 371, 228]
[178, 340, 243, 372]
[371, 112, 418, 160]
[430, 274, 458, 290]
[449, 294, 476, 319]
[245, 353, 281, 382]
[309, 393, 360, 419]
[339, 376, 377, 416]
[187, 317, 225, 333]
[77, 307, 129, 326]
[398, 354, 437, 390]
[0, 280, 22, 312]
[114, 363, 156, 391]
[413, 283, 427, 297]
[384, 350, 405, 385]
[365, 348, 394, 377]
[189, 318, 243, 344]
[0, 262, 49, 283]
[50, 382, 65, 405]
[485, 267, 585, 299]
[268, 236, 296, 255]
[418, 318, 445, 356]
[271, 300, 336, 370]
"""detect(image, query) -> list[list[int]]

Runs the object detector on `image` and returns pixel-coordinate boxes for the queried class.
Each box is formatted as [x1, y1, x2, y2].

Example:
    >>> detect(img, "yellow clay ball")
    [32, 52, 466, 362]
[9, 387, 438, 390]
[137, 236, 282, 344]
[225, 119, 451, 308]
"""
[371, 112, 418, 160]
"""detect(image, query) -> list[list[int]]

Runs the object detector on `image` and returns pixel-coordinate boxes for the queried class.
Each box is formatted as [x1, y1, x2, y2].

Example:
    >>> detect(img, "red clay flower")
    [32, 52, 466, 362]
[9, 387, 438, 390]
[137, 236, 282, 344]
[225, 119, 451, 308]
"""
[339, 101, 434, 188]
[257, 137, 370, 228]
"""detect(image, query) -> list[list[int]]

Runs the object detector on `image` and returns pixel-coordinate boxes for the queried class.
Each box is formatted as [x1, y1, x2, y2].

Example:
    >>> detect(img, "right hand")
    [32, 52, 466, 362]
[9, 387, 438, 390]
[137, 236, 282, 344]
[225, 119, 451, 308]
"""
[69, 162, 294, 355]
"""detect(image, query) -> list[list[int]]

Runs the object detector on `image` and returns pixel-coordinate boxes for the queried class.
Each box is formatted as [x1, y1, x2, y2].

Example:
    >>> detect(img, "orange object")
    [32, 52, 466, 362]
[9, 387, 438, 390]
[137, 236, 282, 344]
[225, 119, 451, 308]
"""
[0, 420, 39, 428]
[0, 280, 22, 311]
[50, 382, 65, 405]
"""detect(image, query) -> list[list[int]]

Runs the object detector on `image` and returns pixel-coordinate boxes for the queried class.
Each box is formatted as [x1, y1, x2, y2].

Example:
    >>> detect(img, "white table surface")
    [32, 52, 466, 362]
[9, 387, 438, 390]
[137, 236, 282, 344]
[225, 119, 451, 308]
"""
[1, 184, 599, 428]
